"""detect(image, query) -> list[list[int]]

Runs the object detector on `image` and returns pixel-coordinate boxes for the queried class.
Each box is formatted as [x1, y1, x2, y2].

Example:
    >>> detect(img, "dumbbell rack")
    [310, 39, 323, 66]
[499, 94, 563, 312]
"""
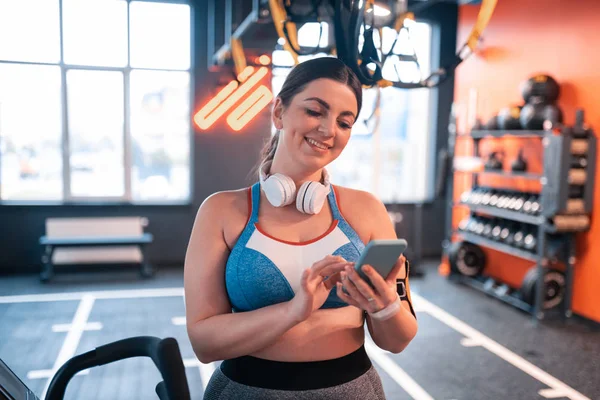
[444, 115, 596, 322]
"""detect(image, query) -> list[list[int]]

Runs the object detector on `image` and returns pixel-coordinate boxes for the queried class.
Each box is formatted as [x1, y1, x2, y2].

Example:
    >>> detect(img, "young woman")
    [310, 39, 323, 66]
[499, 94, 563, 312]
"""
[185, 57, 418, 399]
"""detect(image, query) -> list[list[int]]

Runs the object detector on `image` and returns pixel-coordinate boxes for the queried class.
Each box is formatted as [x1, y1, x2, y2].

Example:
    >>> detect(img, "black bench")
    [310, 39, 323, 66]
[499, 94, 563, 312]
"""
[39, 217, 154, 282]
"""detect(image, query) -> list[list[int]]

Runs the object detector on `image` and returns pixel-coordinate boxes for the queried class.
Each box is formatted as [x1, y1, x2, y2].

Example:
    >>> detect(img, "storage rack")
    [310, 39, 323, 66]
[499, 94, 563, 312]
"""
[442, 111, 596, 321]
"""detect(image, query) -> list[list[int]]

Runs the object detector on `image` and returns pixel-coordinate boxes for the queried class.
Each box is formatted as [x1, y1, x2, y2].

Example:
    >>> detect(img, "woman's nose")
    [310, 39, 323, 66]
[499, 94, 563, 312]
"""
[318, 118, 336, 137]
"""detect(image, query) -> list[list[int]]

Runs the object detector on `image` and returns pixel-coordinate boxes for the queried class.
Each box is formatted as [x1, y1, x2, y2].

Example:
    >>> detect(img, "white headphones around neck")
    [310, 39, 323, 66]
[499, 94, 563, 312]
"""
[259, 161, 331, 215]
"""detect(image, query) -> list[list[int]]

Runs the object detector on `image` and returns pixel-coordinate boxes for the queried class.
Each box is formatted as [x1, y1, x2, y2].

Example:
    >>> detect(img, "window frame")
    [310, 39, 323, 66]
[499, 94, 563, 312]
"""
[0, 0, 195, 206]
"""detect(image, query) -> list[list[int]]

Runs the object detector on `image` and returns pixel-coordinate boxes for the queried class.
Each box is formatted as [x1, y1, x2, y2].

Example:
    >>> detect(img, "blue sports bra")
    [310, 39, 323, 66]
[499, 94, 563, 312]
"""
[225, 182, 366, 312]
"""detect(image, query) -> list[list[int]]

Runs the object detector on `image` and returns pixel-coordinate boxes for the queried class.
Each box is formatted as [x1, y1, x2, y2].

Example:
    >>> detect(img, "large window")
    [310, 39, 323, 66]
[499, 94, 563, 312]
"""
[272, 21, 434, 203]
[0, 0, 192, 203]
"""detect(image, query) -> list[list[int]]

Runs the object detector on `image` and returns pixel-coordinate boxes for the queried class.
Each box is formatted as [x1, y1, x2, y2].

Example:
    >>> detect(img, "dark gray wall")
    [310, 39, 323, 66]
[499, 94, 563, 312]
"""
[0, 1, 457, 275]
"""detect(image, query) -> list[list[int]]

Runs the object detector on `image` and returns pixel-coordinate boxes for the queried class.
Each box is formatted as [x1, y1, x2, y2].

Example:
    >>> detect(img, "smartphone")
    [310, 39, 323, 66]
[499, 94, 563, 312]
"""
[342, 239, 408, 294]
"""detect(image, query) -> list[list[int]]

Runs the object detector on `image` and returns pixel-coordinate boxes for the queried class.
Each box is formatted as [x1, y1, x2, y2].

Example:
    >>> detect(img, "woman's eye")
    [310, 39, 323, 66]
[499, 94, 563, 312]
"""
[306, 109, 321, 117]
[338, 121, 352, 129]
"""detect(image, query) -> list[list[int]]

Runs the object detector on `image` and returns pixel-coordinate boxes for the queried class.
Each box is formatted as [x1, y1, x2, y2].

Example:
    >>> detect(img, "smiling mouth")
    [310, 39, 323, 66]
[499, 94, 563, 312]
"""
[305, 137, 330, 150]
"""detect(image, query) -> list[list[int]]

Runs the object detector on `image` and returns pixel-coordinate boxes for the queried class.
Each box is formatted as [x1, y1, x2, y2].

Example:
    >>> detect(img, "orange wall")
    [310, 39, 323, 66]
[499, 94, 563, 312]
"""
[453, 0, 600, 322]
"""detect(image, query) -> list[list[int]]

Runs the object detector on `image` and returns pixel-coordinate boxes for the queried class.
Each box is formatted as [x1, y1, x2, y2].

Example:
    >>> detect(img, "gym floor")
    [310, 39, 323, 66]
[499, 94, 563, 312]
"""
[1, 261, 598, 400]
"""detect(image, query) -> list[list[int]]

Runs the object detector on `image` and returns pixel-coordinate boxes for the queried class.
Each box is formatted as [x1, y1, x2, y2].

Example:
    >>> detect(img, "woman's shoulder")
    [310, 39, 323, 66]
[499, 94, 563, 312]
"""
[199, 187, 251, 218]
[332, 185, 386, 213]
[332, 185, 389, 238]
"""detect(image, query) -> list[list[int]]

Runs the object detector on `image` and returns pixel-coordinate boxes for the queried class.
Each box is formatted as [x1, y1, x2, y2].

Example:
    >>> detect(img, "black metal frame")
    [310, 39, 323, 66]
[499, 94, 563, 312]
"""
[209, 0, 261, 66]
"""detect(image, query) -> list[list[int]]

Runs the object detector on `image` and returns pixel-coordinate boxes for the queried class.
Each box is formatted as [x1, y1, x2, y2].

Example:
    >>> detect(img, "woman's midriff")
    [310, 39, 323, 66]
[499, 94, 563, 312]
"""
[249, 306, 366, 362]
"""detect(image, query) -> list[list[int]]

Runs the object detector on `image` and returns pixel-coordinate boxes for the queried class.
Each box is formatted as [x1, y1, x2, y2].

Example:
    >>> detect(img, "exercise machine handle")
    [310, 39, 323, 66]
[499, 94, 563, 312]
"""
[45, 336, 190, 400]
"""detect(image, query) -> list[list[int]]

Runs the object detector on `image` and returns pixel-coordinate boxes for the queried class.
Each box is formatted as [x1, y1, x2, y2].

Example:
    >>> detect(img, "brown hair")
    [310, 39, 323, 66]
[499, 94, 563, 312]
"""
[256, 57, 362, 176]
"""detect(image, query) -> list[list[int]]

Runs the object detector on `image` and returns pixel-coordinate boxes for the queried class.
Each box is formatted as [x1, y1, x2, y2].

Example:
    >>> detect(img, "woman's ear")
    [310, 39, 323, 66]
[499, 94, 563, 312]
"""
[272, 97, 284, 130]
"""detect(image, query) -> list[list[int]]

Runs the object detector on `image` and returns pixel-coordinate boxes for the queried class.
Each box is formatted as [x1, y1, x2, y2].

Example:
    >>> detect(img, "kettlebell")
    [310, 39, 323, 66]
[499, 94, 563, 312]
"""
[485, 151, 504, 170]
[511, 149, 527, 172]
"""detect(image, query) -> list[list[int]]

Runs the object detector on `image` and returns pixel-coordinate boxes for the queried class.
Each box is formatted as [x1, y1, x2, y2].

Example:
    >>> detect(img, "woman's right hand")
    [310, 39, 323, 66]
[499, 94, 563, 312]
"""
[287, 255, 350, 323]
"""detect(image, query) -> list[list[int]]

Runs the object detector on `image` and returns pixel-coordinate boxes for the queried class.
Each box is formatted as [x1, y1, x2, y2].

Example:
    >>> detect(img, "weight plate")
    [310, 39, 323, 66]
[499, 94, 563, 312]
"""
[449, 241, 486, 277]
[520, 268, 566, 310]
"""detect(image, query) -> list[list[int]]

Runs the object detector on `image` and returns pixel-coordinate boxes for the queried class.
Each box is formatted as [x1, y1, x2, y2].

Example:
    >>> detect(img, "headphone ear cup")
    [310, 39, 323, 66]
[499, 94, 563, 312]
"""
[263, 174, 296, 207]
[277, 174, 296, 206]
[296, 181, 328, 214]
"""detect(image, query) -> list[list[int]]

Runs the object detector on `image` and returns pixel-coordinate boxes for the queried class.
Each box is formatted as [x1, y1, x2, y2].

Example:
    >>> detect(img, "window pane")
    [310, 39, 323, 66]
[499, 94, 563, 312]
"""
[328, 22, 433, 203]
[298, 22, 328, 48]
[130, 2, 190, 70]
[0, 0, 60, 63]
[62, 0, 128, 67]
[67, 70, 124, 197]
[0, 64, 63, 200]
[130, 70, 190, 201]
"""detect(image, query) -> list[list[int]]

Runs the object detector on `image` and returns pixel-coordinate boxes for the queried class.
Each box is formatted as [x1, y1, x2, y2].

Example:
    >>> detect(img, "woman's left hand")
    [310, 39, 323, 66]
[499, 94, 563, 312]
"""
[336, 255, 406, 314]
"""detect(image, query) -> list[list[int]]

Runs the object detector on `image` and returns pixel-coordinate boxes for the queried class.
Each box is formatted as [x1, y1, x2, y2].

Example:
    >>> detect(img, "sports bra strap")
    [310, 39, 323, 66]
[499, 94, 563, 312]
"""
[249, 182, 261, 224]
[327, 185, 344, 221]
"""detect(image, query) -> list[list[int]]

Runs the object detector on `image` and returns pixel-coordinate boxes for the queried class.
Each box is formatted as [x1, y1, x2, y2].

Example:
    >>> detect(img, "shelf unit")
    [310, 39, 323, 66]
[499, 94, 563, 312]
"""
[442, 118, 596, 322]
[455, 230, 538, 261]
[456, 202, 545, 225]
[460, 170, 544, 181]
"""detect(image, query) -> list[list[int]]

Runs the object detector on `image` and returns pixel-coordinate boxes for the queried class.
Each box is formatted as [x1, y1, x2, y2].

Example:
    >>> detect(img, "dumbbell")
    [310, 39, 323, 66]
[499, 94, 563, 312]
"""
[491, 220, 504, 241]
[460, 190, 472, 204]
[489, 192, 500, 207]
[481, 190, 494, 206]
[483, 220, 494, 238]
[500, 222, 518, 246]
[499, 225, 512, 244]
[468, 189, 481, 205]
[523, 232, 537, 252]
[496, 194, 509, 209]
[474, 220, 485, 235]
[523, 195, 541, 214]
[511, 194, 526, 212]
[530, 198, 542, 215]
[512, 224, 529, 248]
[507, 194, 520, 210]
[500, 193, 519, 210]
[475, 188, 492, 205]
[466, 217, 478, 233]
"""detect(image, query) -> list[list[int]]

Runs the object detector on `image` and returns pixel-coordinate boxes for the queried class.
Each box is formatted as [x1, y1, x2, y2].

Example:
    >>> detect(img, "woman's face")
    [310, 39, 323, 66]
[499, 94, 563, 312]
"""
[273, 78, 358, 171]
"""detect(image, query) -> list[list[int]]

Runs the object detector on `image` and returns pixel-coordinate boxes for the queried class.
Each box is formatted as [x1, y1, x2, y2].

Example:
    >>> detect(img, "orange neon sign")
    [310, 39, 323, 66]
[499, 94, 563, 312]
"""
[194, 66, 272, 131]
[227, 85, 273, 131]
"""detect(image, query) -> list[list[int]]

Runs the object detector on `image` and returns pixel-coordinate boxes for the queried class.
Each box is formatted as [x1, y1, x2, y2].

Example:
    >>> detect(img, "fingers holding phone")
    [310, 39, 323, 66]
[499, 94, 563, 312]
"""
[336, 239, 407, 313]
[337, 263, 396, 314]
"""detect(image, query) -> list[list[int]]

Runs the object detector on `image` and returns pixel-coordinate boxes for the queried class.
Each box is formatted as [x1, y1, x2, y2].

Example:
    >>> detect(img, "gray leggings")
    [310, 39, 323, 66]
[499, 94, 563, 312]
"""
[203, 364, 386, 400]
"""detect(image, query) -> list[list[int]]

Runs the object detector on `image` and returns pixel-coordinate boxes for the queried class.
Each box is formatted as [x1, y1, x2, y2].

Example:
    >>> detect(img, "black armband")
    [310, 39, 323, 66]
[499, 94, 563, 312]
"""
[396, 259, 416, 319]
